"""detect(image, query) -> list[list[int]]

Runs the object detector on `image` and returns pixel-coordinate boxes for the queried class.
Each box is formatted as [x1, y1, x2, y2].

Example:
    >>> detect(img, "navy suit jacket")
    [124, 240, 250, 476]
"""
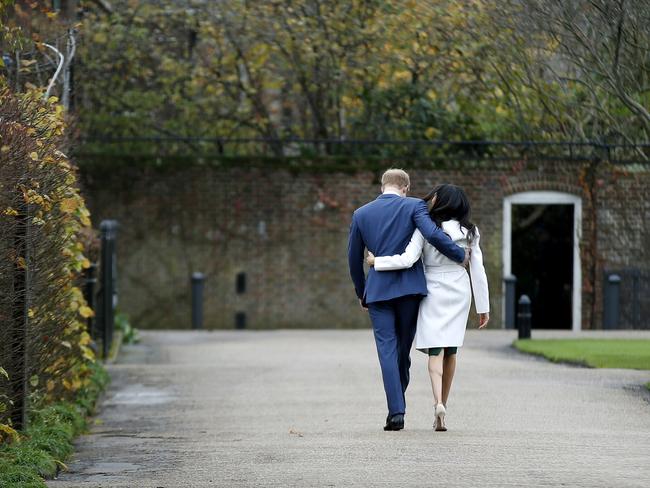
[348, 194, 465, 304]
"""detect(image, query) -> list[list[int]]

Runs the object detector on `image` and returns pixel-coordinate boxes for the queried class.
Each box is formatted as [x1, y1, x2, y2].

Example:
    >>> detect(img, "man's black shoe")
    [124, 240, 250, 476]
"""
[383, 414, 404, 431]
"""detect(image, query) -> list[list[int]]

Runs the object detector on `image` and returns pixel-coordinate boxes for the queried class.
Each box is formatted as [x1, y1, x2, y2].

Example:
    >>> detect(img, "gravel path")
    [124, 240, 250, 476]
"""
[48, 329, 650, 488]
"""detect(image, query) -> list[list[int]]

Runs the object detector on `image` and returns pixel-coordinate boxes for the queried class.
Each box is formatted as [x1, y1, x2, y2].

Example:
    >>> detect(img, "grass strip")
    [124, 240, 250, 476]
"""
[514, 339, 650, 370]
[0, 362, 109, 488]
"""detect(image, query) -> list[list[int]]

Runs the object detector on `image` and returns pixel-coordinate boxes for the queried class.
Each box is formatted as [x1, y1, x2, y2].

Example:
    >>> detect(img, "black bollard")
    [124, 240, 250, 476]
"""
[99, 220, 118, 360]
[603, 273, 621, 329]
[504, 275, 517, 329]
[191, 272, 205, 329]
[83, 263, 98, 338]
[517, 294, 532, 340]
[235, 272, 246, 329]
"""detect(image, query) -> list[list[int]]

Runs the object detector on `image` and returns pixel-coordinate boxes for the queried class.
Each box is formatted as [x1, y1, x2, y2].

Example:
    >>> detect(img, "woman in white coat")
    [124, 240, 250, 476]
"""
[367, 184, 489, 431]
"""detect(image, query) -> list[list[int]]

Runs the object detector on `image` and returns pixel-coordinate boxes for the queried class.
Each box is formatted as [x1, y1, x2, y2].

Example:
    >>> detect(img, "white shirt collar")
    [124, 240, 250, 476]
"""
[382, 189, 402, 197]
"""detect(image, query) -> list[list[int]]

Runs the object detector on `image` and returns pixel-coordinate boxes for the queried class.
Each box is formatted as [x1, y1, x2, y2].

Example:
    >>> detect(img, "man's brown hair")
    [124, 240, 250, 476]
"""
[381, 168, 410, 189]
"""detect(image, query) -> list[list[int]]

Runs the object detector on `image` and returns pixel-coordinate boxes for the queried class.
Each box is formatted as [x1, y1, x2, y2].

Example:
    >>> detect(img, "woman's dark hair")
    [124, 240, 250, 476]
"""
[423, 184, 477, 242]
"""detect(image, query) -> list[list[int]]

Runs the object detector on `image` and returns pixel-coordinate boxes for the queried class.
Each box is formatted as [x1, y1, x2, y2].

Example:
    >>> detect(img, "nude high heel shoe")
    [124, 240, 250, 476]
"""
[434, 403, 447, 432]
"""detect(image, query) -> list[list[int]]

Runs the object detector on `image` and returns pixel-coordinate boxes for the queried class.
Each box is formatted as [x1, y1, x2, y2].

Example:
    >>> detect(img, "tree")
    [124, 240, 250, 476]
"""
[1, 0, 80, 109]
[75, 0, 524, 155]
[483, 0, 650, 155]
[74, 0, 650, 158]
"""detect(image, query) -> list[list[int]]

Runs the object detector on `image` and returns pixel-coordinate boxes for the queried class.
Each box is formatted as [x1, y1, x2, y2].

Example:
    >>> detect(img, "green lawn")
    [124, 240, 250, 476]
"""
[513, 339, 650, 370]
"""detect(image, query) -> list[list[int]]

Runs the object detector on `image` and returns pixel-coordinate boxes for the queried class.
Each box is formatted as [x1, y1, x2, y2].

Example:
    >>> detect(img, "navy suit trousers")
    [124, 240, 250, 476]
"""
[367, 295, 422, 416]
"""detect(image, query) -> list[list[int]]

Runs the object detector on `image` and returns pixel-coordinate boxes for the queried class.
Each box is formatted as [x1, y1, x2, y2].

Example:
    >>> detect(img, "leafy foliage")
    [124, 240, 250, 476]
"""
[474, 1, 650, 151]
[74, 0, 650, 161]
[0, 361, 109, 487]
[0, 86, 96, 440]
[115, 312, 139, 345]
[0, 3, 105, 451]
[74, 1, 531, 153]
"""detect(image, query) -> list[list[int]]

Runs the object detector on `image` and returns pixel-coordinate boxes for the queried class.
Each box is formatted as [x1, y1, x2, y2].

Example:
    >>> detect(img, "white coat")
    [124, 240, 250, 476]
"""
[373, 220, 489, 351]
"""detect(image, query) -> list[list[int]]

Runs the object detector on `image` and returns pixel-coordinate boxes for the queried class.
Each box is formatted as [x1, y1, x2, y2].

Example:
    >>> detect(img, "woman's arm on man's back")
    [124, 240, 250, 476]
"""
[373, 229, 425, 271]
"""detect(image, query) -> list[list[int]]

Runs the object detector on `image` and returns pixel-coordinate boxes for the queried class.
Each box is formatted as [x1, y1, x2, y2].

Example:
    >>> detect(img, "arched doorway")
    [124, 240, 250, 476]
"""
[503, 192, 582, 331]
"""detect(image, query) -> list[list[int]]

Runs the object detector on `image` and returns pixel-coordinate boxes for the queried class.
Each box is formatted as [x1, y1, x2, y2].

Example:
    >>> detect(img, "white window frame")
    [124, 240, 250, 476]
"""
[502, 191, 582, 332]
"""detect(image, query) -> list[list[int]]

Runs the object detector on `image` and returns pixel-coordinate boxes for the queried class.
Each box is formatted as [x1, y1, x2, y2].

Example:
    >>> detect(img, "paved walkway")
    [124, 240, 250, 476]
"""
[48, 330, 650, 488]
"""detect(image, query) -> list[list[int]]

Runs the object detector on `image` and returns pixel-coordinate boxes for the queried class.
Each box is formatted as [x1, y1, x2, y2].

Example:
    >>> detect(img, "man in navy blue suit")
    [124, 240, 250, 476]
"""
[348, 169, 468, 430]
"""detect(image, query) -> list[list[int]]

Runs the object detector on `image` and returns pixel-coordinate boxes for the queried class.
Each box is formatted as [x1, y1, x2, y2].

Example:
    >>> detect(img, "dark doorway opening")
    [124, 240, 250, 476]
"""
[512, 204, 573, 329]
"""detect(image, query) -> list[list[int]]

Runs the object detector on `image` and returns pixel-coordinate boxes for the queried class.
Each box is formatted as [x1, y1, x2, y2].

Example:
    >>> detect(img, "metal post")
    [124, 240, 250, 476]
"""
[191, 272, 205, 329]
[235, 272, 246, 329]
[83, 263, 98, 338]
[632, 269, 640, 328]
[603, 273, 621, 330]
[517, 295, 532, 340]
[504, 275, 517, 329]
[99, 220, 118, 360]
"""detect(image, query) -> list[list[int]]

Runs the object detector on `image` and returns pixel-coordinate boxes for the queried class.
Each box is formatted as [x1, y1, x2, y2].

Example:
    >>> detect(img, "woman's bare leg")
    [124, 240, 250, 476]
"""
[427, 353, 444, 406]
[441, 352, 456, 407]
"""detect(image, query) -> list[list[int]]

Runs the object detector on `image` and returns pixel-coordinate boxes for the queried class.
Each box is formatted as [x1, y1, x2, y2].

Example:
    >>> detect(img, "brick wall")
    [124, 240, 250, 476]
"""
[78, 158, 649, 329]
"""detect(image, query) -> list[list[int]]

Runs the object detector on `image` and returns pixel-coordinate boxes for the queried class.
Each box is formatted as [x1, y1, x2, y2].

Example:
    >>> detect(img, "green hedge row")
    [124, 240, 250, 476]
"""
[0, 362, 109, 488]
